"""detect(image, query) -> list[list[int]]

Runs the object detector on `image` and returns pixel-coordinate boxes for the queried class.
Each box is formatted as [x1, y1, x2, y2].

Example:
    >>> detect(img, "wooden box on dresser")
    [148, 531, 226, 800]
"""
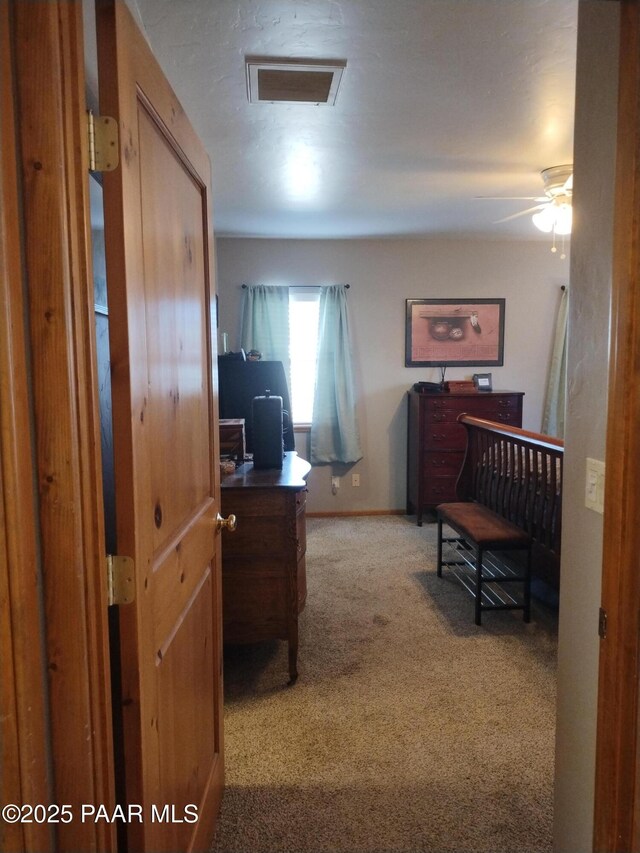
[407, 389, 524, 525]
[220, 451, 311, 683]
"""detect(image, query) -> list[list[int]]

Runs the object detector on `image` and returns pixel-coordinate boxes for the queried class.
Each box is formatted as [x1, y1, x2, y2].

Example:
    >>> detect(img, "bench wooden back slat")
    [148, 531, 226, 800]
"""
[456, 415, 564, 557]
[548, 455, 556, 545]
[535, 448, 544, 542]
[505, 441, 516, 519]
[515, 443, 527, 523]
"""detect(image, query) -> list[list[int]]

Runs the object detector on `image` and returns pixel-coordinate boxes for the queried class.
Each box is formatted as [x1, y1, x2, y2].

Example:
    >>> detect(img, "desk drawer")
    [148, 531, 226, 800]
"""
[297, 555, 307, 611]
[425, 395, 521, 418]
[423, 475, 459, 504]
[459, 397, 522, 422]
[295, 488, 307, 513]
[479, 409, 519, 425]
[424, 408, 461, 424]
[296, 508, 306, 558]
[221, 514, 292, 556]
[424, 451, 464, 475]
[491, 396, 520, 410]
[422, 423, 467, 450]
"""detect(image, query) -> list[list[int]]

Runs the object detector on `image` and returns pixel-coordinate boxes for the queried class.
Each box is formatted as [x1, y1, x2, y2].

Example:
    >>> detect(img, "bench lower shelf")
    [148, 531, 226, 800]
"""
[439, 535, 531, 621]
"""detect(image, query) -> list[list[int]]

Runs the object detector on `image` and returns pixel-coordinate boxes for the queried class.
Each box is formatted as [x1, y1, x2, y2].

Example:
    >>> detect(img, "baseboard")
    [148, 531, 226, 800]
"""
[306, 509, 406, 518]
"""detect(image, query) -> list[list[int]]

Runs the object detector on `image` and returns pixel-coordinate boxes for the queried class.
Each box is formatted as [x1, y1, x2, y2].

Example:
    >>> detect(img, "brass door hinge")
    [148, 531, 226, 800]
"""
[598, 606, 608, 639]
[107, 555, 135, 606]
[87, 110, 119, 173]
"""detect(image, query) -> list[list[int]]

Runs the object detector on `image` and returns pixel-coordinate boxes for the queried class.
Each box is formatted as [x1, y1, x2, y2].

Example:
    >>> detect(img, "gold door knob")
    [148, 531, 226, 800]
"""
[216, 512, 237, 532]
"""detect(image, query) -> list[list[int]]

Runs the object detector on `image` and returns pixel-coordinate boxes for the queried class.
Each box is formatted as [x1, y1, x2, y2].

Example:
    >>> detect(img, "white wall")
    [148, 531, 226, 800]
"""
[553, 2, 619, 850]
[216, 237, 566, 513]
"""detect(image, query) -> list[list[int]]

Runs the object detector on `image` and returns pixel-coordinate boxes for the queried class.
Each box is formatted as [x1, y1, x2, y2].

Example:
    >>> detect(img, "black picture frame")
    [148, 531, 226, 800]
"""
[473, 372, 493, 391]
[405, 298, 505, 367]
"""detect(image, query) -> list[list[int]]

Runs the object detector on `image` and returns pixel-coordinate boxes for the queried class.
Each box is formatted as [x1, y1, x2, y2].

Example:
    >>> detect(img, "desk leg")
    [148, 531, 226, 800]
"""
[288, 628, 298, 684]
[287, 565, 299, 684]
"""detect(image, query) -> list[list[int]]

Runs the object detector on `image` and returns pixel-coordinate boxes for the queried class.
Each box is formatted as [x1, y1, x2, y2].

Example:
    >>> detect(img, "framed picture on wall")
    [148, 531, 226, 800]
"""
[405, 298, 505, 367]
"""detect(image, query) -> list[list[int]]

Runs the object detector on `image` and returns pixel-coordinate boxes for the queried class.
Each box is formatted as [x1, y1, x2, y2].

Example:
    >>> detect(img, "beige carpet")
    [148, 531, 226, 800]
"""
[212, 516, 557, 853]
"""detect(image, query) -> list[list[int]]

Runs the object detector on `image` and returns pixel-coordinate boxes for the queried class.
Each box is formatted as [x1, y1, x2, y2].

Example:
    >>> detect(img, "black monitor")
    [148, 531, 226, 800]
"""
[217, 359, 295, 453]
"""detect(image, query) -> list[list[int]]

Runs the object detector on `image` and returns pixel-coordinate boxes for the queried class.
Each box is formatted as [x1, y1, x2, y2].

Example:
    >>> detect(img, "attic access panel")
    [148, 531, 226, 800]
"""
[245, 57, 346, 105]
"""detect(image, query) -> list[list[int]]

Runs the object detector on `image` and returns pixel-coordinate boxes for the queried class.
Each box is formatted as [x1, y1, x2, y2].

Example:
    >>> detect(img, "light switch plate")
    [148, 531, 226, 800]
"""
[585, 458, 606, 514]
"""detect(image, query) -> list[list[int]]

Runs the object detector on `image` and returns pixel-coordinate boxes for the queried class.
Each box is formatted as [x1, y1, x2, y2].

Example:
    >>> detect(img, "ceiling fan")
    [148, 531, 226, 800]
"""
[479, 164, 573, 236]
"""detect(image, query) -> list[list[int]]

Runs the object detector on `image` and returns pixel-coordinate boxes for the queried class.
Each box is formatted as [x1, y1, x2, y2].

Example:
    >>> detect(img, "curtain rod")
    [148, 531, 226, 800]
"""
[241, 283, 349, 289]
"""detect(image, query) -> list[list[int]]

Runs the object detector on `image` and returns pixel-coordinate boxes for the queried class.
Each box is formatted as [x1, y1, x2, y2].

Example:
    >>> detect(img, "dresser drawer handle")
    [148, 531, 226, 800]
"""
[497, 400, 513, 408]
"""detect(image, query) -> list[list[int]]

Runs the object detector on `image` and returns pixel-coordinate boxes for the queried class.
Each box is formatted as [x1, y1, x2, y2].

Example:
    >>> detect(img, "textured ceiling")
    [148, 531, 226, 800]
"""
[129, 0, 578, 239]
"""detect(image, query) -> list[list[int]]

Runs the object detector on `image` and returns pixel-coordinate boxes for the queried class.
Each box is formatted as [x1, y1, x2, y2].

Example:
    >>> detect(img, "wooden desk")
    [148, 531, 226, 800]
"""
[220, 452, 311, 683]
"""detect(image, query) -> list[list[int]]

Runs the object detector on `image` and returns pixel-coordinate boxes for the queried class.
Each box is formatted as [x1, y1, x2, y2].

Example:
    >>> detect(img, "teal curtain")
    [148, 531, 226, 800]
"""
[310, 285, 362, 464]
[542, 287, 569, 438]
[240, 285, 290, 374]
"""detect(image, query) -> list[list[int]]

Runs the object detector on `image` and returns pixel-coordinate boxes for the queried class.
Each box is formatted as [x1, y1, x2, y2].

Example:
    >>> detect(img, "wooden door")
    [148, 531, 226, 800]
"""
[96, 2, 224, 850]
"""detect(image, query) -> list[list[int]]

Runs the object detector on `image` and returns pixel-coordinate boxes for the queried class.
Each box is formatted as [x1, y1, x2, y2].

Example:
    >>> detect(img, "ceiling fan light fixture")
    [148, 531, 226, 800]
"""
[554, 202, 572, 236]
[541, 164, 573, 199]
[532, 204, 555, 233]
[533, 181, 572, 258]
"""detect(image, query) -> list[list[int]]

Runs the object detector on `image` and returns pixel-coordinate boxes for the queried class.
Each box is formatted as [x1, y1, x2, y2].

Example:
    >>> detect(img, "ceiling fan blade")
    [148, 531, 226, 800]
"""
[494, 204, 547, 224]
[475, 196, 543, 200]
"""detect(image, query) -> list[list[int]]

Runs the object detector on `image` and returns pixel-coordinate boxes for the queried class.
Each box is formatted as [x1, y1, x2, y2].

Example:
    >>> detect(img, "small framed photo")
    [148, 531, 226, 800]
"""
[473, 373, 493, 392]
[405, 298, 505, 367]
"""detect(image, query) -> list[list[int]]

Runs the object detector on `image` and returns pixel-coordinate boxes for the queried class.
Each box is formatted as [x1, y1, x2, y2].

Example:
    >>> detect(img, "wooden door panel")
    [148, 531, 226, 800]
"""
[138, 105, 211, 548]
[155, 571, 215, 852]
[97, 2, 223, 850]
[151, 502, 216, 657]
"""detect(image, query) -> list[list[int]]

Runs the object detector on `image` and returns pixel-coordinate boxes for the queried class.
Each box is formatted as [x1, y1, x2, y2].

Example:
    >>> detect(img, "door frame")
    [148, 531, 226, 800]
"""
[8, 2, 115, 850]
[0, 4, 51, 851]
[594, 2, 640, 850]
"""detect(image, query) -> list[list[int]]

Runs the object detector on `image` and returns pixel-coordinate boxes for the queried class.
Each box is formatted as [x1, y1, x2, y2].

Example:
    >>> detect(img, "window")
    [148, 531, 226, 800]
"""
[240, 283, 361, 463]
[288, 287, 321, 424]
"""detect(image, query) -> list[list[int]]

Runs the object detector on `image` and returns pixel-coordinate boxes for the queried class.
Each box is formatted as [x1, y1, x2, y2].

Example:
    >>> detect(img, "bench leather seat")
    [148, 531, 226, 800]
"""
[436, 501, 531, 550]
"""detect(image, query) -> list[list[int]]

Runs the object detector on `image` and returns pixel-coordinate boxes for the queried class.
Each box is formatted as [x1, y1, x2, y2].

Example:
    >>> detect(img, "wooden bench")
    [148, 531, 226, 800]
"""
[436, 415, 564, 624]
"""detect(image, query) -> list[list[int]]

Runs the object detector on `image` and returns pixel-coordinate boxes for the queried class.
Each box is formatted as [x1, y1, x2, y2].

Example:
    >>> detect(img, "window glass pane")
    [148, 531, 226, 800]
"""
[289, 291, 320, 423]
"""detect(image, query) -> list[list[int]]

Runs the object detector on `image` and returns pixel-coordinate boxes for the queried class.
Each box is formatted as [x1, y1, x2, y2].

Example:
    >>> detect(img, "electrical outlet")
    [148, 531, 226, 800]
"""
[352, 473, 360, 487]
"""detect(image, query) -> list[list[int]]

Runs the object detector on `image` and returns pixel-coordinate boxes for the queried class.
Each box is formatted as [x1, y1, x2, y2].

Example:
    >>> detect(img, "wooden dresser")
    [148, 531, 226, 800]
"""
[406, 389, 524, 525]
[220, 451, 311, 683]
